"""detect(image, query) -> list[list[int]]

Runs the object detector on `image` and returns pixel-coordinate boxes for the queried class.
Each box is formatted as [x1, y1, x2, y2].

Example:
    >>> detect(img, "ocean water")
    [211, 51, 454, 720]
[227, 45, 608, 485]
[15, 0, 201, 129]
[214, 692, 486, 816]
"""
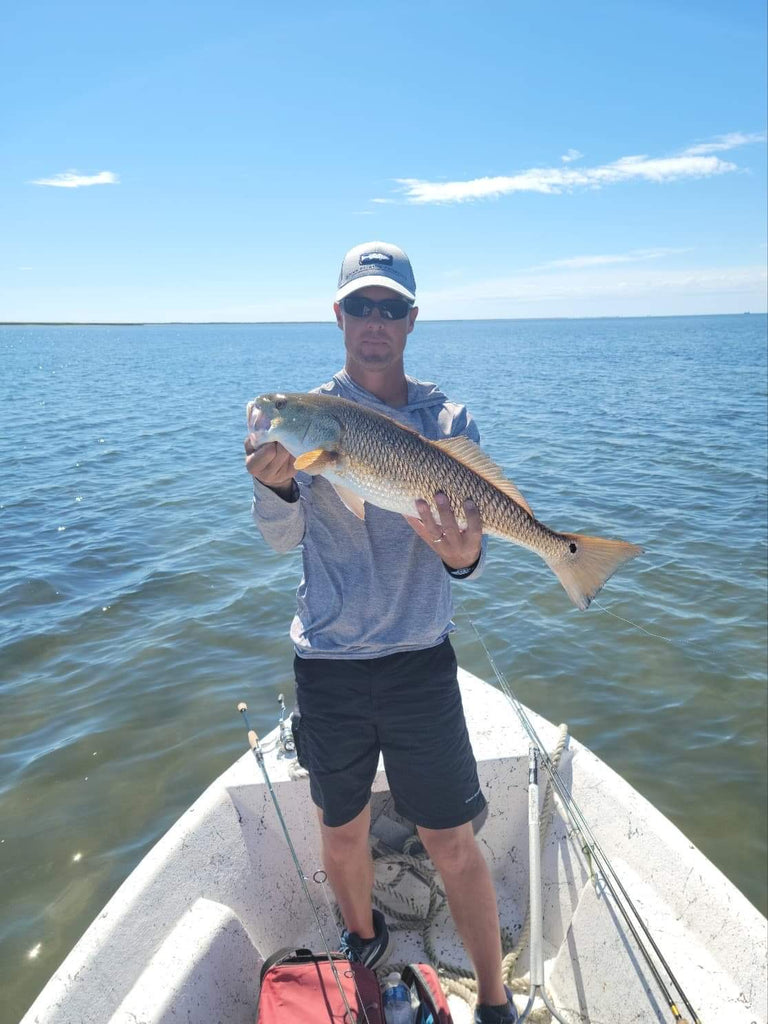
[1, 314, 766, 1022]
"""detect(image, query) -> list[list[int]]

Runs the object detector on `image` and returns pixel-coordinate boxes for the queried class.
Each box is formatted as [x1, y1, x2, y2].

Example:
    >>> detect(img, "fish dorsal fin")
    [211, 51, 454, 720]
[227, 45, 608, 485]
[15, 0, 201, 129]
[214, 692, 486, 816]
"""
[294, 449, 338, 474]
[331, 483, 366, 520]
[433, 436, 533, 516]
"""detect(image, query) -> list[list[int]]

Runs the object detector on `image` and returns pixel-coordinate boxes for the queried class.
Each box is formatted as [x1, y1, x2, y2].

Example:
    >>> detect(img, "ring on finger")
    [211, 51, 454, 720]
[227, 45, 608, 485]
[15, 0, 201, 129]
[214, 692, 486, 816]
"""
[433, 530, 445, 544]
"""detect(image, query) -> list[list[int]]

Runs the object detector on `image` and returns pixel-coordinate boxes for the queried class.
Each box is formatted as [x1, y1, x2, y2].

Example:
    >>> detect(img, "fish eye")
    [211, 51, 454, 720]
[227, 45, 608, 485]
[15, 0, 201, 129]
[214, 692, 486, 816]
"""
[275, 396, 287, 410]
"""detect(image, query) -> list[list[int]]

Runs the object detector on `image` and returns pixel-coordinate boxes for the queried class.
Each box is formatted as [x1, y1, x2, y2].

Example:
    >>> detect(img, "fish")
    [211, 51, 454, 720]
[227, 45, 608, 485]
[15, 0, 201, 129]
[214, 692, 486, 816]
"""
[247, 391, 643, 610]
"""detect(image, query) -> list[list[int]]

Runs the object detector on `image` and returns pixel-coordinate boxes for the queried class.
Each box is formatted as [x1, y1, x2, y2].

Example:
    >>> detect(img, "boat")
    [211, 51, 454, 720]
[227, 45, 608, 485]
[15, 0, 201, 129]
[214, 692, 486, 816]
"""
[20, 668, 767, 1024]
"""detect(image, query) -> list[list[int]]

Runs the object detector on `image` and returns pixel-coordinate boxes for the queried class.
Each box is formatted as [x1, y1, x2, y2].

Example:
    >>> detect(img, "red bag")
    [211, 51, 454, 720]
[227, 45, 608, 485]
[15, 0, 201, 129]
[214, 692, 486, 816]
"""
[401, 963, 455, 1024]
[256, 947, 385, 1024]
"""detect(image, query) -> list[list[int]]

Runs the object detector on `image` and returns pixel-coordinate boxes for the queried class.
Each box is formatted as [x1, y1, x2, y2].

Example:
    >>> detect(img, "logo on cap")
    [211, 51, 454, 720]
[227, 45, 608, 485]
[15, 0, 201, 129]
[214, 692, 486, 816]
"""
[359, 251, 393, 266]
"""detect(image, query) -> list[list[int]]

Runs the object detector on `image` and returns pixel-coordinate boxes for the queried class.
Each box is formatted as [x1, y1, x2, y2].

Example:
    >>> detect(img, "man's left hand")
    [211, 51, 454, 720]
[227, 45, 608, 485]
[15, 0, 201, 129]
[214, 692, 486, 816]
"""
[405, 492, 483, 570]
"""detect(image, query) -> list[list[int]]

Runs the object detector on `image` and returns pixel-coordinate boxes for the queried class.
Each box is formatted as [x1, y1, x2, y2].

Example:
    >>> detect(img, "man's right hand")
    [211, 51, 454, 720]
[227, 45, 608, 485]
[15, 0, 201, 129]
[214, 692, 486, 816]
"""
[244, 438, 297, 500]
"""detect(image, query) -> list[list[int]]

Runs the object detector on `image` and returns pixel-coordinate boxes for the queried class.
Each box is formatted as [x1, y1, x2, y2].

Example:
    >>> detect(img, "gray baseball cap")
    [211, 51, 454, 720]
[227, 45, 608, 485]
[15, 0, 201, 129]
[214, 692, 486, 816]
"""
[335, 241, 416, 302]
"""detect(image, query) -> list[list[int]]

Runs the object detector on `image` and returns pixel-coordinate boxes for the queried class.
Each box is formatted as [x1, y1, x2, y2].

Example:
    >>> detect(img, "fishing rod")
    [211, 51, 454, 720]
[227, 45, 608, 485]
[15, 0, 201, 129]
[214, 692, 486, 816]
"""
[237, 701, 371, 1024]
[467, 621, 701, 1024]
[519, 745, 569, 1024]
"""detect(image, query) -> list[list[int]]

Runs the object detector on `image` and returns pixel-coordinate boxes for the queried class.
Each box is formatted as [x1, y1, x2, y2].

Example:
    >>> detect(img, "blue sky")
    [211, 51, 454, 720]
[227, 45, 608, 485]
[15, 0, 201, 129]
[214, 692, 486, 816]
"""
[2, 0, 766, 321]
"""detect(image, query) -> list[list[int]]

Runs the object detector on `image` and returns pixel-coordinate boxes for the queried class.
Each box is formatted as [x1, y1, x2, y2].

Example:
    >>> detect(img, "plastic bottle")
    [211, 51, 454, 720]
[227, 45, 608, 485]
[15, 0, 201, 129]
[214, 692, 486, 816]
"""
[382, 971, 413, 1024]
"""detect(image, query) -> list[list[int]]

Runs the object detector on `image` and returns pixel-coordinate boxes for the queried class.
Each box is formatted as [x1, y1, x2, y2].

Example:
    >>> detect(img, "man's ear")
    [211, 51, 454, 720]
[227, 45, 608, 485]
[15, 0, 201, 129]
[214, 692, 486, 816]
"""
[407, 305, 419, 334]
[333, 302, 343, 329]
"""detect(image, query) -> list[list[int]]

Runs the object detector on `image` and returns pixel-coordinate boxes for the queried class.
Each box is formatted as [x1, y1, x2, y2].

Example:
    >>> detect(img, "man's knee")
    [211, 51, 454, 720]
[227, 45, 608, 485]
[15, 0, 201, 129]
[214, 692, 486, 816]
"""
[417, 822, 478, 874]
[318, 804, 371, 861]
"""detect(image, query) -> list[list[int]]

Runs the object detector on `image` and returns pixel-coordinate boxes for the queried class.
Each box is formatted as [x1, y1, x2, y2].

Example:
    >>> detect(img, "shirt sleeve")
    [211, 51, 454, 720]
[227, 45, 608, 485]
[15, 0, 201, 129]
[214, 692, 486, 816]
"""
[250, 477, 307, 553]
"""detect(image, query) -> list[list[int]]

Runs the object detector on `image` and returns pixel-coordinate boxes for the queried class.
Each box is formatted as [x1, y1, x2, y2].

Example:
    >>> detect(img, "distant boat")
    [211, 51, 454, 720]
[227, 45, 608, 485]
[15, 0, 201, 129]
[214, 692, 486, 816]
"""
[20, 668, 767, 1024]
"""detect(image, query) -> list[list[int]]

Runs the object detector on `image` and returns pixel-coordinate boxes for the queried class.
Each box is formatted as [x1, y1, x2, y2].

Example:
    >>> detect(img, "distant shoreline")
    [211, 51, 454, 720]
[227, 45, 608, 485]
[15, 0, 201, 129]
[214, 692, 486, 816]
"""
[1, 312, 763, 327]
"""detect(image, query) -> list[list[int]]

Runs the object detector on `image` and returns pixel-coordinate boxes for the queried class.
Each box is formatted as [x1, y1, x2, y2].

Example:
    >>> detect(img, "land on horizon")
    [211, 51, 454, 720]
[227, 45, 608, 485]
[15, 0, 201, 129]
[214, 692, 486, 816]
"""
[2, 311, 765, 328]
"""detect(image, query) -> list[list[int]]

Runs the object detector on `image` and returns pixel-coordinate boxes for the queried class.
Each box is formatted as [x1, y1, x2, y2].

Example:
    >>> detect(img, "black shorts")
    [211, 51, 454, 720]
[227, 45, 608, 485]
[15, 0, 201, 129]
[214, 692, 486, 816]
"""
[293, 637, 486, 830]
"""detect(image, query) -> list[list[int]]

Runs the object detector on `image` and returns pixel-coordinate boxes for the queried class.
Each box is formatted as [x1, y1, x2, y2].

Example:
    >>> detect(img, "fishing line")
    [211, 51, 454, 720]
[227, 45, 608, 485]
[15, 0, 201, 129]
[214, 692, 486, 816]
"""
[237, 702, 372, 1024]
[463, 616, 701, 1024]
[591, 600, 699, 645]
[592, 596, 766, 691]
[589, 558, 764, 678]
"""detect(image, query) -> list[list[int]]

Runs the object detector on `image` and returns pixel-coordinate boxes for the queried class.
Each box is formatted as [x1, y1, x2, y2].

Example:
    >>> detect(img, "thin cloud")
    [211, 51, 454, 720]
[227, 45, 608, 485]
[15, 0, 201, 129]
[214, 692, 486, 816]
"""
[682, 132, 766, 156]
[382, 133, 763, 205]
[418, 265, 767, 316]
[530, 247, 690, 271]
[561, 148, 583, 163]
[394, 155, 737, 204]
[30, 170, 119, 188]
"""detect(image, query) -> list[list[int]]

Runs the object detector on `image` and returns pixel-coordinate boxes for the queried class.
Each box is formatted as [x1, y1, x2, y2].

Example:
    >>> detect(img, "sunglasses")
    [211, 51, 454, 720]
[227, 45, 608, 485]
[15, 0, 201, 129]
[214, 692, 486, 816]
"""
[341, 294, 413, 320]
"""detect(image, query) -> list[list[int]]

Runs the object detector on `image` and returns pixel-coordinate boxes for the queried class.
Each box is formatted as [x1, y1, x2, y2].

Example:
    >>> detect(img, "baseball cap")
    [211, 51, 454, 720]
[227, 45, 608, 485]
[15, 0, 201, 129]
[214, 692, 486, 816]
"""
[335, 241, 416, 303]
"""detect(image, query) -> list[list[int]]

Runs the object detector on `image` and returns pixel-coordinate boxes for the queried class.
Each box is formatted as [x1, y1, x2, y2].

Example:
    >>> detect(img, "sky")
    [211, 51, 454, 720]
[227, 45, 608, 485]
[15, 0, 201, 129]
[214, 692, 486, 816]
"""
[1, 0, 766, 322]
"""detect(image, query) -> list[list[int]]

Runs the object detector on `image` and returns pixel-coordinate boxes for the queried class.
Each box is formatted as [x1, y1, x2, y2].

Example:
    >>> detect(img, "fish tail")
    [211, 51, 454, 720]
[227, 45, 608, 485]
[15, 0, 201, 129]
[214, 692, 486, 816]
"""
[547, 533, 644, 610]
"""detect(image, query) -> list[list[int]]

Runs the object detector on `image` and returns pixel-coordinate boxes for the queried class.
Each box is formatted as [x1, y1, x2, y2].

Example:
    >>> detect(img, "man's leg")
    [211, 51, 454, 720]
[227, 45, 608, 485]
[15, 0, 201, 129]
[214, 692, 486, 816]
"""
[318, 804, 375, 938]
[294, 654, 380, 939]
[417, 821, 507, 1008]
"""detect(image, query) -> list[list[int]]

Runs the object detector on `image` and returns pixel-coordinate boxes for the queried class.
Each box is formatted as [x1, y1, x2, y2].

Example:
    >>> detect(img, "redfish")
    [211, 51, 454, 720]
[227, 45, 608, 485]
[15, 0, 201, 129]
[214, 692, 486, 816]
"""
[247, 392, 642, 610]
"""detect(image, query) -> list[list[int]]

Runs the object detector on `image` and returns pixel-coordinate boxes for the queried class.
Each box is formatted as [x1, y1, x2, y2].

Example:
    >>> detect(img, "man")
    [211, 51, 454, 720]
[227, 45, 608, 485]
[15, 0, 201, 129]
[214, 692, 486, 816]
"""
[244, 241, 517, 1024]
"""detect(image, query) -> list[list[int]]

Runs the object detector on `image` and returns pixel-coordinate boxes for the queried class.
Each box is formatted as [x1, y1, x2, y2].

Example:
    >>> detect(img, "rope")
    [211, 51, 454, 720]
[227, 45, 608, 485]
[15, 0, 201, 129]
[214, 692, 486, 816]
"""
[287, 758, 309, 781]
[367, 723, 570, 1023]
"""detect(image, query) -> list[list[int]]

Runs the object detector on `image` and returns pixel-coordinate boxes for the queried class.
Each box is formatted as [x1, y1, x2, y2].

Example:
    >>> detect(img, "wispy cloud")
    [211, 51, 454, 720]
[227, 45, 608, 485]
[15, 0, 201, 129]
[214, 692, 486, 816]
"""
[30, 170, 119, 188]
[681, 131, 766, 156]
[380, 133, 762, 205]
[394, 155, 736, 204]
[530, 247, 690, 271]
[561, 148, 583, 163]
[418, 264, 767, 318]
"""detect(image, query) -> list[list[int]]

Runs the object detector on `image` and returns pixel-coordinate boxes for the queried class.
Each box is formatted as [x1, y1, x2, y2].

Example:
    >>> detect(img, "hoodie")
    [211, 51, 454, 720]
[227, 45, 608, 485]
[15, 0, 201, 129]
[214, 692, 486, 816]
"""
[251, 370, 486, 659]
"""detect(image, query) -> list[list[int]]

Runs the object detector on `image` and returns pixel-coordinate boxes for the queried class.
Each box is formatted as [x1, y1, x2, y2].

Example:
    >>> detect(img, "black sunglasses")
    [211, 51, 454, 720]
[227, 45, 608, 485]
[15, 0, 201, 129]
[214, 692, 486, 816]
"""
[341, 294, 413, 320]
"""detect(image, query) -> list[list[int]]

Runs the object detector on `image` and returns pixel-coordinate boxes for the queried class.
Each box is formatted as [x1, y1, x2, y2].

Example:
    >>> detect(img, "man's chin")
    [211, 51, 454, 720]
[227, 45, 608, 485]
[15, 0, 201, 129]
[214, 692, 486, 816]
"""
[357, 351, 391, 368]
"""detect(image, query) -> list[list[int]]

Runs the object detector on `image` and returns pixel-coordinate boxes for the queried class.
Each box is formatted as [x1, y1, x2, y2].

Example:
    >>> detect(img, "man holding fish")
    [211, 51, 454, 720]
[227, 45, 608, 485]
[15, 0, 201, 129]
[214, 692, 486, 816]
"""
[245, 242, 640, 1024]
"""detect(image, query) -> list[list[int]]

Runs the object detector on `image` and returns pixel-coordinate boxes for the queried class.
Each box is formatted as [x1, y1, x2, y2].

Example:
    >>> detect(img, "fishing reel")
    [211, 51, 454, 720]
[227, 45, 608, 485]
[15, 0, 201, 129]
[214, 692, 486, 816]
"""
[277, 692, 296, 757]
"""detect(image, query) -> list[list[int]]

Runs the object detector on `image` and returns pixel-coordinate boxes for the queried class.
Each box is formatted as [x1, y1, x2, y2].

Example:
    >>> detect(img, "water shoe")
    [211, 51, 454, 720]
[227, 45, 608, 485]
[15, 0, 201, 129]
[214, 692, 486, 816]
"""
[339, 908, 391, 970]
[474, 986, 518, 1023]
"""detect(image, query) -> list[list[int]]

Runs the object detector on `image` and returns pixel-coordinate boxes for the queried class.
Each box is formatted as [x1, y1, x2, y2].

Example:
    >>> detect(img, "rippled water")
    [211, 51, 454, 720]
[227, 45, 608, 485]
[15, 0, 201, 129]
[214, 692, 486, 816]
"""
[1, 316, 766, 1023]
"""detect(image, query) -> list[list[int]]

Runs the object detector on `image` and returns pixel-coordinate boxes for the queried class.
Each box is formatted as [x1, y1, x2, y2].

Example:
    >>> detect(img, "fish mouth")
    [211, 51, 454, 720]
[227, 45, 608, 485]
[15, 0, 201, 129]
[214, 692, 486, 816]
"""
[246, 400, 272, 441]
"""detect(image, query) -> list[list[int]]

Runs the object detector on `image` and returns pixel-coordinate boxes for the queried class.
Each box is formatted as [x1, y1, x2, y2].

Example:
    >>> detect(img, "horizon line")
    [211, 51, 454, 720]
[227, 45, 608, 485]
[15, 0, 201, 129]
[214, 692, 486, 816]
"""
[1, 311, 765, 327]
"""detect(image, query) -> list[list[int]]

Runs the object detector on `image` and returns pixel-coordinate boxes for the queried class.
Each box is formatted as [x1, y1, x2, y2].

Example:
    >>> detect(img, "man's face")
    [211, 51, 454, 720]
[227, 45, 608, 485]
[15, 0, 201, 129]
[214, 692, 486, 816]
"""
[334, 285, 418, 375]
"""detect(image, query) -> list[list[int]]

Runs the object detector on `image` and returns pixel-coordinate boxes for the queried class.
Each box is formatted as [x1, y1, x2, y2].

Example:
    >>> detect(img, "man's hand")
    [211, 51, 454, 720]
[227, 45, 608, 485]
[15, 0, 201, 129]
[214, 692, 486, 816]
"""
[244, 437, 297, 500]
[405, 492, 483, 570]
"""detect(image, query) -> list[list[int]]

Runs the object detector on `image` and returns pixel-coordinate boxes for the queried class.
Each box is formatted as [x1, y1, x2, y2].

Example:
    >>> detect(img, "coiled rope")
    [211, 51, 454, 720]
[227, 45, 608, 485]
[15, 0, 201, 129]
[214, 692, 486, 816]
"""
[367, 723, 570, 1022]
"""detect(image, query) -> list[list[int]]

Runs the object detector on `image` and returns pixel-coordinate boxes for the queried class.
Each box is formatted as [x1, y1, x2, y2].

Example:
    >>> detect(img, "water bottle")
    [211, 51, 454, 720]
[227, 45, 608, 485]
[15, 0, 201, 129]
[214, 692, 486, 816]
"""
[382, 971, 412, 1024]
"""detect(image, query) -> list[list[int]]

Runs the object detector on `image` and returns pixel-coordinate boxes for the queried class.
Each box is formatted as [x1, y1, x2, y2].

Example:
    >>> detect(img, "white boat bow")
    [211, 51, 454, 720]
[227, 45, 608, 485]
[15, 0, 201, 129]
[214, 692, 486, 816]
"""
[20, 668, 767, 1024]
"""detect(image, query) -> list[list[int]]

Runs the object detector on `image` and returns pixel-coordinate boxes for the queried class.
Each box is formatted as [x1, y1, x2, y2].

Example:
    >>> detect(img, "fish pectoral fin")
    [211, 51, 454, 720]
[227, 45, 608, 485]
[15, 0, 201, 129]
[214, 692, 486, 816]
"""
[331, 483, 366, 520]
[293, 449, 338, 474]
[433, 436, 534, 516]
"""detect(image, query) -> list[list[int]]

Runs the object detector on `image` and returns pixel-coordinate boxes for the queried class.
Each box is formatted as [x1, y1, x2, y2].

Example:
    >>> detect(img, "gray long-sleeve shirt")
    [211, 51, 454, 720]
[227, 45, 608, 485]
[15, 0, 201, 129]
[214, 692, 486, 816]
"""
[251, 370, 486, 659]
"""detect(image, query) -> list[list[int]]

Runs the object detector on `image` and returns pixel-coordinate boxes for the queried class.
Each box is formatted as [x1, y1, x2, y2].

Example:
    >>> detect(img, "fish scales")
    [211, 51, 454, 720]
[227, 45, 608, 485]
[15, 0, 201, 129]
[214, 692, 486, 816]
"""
[341, 409, 541, 547]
